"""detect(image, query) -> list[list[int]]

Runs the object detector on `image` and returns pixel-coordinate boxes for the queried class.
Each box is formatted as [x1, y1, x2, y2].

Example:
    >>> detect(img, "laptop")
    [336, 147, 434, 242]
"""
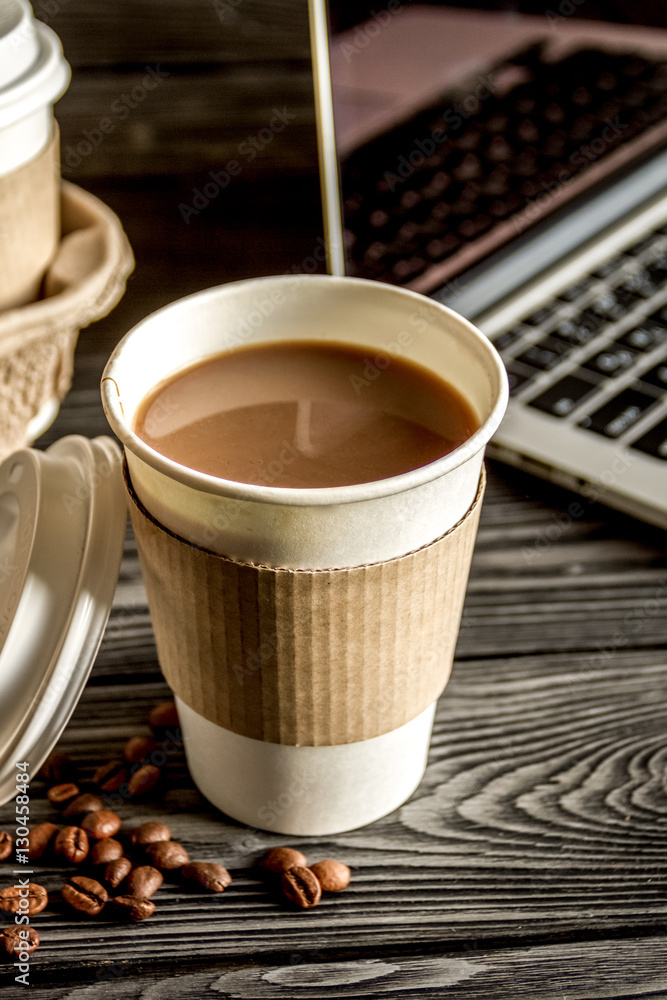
[318, 3, 667, 528]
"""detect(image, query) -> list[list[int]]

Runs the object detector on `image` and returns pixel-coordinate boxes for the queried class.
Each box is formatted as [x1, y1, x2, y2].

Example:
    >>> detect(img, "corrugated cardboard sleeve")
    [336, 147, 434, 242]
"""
[0, 126, 60, 312]
[127, 466, 485, 746]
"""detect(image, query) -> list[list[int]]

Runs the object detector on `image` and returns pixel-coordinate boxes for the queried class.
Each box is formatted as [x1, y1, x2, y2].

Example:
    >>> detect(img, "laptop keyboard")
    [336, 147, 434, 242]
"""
[491, 223, 667, 460]
[342, 43, 667, 287]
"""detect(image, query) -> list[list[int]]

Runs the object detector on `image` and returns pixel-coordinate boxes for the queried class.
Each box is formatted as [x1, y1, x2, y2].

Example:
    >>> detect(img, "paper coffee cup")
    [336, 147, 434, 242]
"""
[102, 275, 508, 835]
[0, 0, 70, 310]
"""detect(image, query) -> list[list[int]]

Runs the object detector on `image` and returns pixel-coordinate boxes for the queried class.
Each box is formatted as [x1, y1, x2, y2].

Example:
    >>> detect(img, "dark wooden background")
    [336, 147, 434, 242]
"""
[1, 1, 667, 995]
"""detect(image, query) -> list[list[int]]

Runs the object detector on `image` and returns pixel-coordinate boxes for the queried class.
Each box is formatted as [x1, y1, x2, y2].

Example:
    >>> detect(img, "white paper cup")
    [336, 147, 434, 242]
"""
[0, 0, 70, 311]
[102, 274, 508, 834]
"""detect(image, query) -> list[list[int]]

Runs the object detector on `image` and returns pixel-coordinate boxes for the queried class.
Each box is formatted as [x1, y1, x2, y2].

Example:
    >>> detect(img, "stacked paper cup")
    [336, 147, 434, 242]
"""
[0, 0, 70, 310]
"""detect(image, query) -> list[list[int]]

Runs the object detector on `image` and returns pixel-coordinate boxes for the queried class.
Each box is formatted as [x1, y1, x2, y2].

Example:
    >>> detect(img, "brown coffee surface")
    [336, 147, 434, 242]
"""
[133, 340, 479, 488]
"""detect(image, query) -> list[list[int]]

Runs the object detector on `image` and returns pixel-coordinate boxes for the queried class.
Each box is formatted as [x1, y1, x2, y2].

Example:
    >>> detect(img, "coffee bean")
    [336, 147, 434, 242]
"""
[104, 857, 132, 889]
[63, 793, 104, 819]
[81, 810, 121, 840]
[27, 823, 59, 862]
[0, 925, 39, 956]
[47, 782, 80, 808]
[145, 840, 189, 870]
[127, 764, 161, 799]
[111, 895, 155, 921]
[182, 862, 231, 892]
[0, 883, 48, 915]
[309, 860, 350, 892]
[126, 866, 163, 899]
[128, 821, 171, 847]
[258, 847, 307, 876]
[124, 736, 159, 764]
[0, 832, 12, 862]
[62, 876, 108, 916]
[38, 752, 75, 784]
[93, 759, 128, 793]
[54, 826, 89, 864]
[91, 838, 124, 865]
[148, 701, 179, 732]
[280, 866, 321, 909]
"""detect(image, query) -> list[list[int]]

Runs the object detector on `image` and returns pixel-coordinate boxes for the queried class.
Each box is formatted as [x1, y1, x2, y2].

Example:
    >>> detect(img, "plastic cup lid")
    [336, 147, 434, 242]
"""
[0, 0, 70, 128]
[0, 436, 127, 805]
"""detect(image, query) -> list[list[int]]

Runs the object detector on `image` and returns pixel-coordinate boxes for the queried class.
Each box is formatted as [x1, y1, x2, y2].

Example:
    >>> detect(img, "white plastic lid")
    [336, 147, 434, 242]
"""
[0, 0, 69, 117]
[0, 436, 127, 805]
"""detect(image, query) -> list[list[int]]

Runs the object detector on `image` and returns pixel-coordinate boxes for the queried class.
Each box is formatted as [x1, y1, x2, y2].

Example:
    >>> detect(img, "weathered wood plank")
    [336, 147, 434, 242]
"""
[37, 0, 310, 67]
[56, 67, 316, 178]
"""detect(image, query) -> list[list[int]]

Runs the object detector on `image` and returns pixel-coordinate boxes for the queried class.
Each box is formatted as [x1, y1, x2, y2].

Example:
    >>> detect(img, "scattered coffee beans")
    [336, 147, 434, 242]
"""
[104, 857, 132, 889]
[281, 866, 322, 909]
[94, 759, 128, 793]
[54, 826, 89, 864]
[0, 925, 39, 956]
[145, 840, 189, 870]
[91, 838, 124, 865]
[47, 783, 80, 808]
[62, 876, 108, 916]
[127, 866, 163, 899]
[258, 847, 307, 875]
[81, 810, 122, 840]
[0, 832, 12, 862]
[38, 752, 75, 784]
[0, 883, 48, 915]
[124, 736, 159, 764]
[182, 862, 231, 892]
[27, 823, 59, 862]
[63, 793, 104, 820]
[309, 860, 351, 892]
[127, 764, 161, 799]
[111, 895, 155, 922]
[129, 821, 171, 847]
[148, 701, 179, 732]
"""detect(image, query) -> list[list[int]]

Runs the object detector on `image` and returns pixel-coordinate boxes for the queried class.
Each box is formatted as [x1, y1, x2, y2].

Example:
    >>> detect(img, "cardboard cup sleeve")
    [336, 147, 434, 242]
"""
[127, 464, 486, 747]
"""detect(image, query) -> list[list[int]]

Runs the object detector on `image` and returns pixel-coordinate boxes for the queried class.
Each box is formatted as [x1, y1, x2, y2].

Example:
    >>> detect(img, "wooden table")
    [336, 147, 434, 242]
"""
[2, 173, 667, 997]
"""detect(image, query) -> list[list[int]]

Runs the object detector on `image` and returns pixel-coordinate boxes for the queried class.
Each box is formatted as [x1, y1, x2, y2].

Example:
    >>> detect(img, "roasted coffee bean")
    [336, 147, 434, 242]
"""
[280, 866, 321, 909]
[0, 832, 12, 862]
[148, 701, 179, 732]
[27, 822, 59, 862]
[126, 866, 163, 899]
[0, 883, 48, 915]
[258, 847, 307, 876]
[63, 793, 104, 819]
[81, 810, 121, 840]
[93, 759, 128, 793]
[124, 736, 159, 765]
[145, 840, 189, 870]
[62, 876, 108, 916]
[38, 752, 75, 784]
[128, 821, 171, 847]
[309, 860, 351, 892]
[127, 764, 161, 799]
[91, 838, 124, 865]
[54, 826, 89, 864]
[47, 782, 80, 808]
[110, 895, 155, 921]
[0, 925, 39, 956]
[104, 857, 132, 889]
[182, 862, 231, 892]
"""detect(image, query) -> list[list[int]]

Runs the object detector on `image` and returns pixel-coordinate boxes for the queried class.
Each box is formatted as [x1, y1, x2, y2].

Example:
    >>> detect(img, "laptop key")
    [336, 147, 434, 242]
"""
[551, 311, 605, 346]
[492, 328, 525, 353]
[594, 255, 630, 279]
[579, 386, 658, 437]
[591, 291, 627, 321]
[505, 362, 537, 396]
[630, 417, 667, 459]
[557, 277, 596, 302]
[528, 372, 600, 417]
[583, 343, 638, 377]
[523, 306, 554, 326]
[515, 336, 572, 371]
[619, 323, 667, 352]
[639, 362, 667, 392]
